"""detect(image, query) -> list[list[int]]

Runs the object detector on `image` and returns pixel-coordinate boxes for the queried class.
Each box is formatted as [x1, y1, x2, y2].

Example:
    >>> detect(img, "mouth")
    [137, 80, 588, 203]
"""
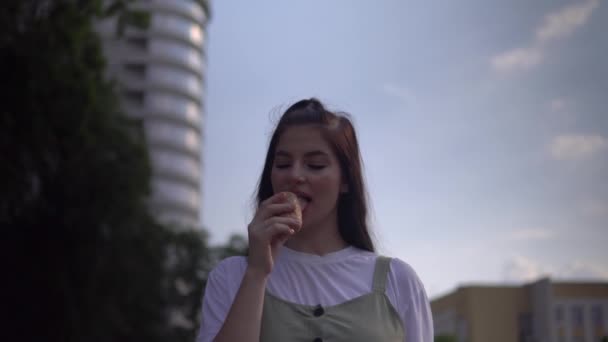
[292, 191, 311, 212]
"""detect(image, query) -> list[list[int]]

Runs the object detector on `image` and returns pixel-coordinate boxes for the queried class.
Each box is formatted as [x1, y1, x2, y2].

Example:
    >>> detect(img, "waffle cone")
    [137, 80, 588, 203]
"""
[281, 192, 302, 230]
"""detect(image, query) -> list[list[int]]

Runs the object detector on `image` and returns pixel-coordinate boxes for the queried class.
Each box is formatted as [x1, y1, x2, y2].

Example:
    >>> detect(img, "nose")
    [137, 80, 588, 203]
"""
[287, 163, 306, 185]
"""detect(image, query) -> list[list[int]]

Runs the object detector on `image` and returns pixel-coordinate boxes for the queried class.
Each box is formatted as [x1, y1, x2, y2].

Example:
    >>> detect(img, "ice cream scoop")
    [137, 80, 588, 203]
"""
[281, 191, 302, 231]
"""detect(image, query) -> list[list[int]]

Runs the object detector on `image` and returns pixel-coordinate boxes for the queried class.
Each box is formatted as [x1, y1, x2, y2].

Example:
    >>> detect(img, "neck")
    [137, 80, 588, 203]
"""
[284, 215, 348, 256]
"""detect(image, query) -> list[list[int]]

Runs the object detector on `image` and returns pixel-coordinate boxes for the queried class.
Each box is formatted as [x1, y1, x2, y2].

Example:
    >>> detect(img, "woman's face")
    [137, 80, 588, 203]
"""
[271, 125, 345, 230]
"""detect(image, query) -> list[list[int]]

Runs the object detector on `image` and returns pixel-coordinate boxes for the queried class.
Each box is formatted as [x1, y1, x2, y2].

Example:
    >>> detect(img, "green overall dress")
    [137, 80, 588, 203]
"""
[260, 256, 406, 342]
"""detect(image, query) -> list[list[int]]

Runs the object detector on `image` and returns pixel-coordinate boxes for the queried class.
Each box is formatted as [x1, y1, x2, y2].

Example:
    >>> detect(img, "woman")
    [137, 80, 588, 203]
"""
[198, 99, 433, 341]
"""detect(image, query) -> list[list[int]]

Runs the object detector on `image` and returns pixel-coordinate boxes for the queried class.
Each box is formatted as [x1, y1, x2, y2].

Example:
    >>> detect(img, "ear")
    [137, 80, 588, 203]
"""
[340, 183, 349, 193]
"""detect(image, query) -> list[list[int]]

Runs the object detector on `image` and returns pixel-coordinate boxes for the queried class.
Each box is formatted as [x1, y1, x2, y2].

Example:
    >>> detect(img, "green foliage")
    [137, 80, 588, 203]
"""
[0, 1, 224, 342]
[163, 228, 211, 340]
[102, 0, 150, 36]
[211, 233, 249, 261]
[435, 334, 459, 342]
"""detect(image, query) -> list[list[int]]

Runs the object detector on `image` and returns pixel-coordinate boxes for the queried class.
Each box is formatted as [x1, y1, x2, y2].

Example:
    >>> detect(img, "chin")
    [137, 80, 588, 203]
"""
[299, 218, 315, 232]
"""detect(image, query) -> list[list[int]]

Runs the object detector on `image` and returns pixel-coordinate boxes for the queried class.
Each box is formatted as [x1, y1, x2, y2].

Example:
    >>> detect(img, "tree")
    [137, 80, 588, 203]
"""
[435, 334, 459, 342]
[165, 231, 248, 340]
[211, 233, 249, 262]
[0, 1, 217, 341]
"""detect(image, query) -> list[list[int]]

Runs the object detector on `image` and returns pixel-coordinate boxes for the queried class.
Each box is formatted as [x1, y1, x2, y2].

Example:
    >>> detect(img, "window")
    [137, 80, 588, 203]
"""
[571, 306, 585, 342]
[592, 306, 605, 339]
[126, 37, 148, 50]
[572, 306, 584, 326]
[554, 306, 566, 342]
[148, 65, 201, 96]
[122, 89, 145, 106]
[152, 179, 199, 210]
[555, 306, 563, 322]
[556, 328, 566, 342]
[149, 38, 202, 69]
[145, 92, 201, 127]
[592, 306, 604, 326]
[124, 63, 147, 78]
[151, 150, 199, 182]
[518, 312, 533, 342]
[151, 13, 203, 46]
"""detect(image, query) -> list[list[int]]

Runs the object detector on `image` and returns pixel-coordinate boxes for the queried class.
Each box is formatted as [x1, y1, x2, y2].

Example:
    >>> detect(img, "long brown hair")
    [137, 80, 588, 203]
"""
[255, 98, 375, 252]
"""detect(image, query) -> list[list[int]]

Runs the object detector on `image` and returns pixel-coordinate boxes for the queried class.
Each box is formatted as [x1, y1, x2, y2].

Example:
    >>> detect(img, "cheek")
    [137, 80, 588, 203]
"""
[270, 171, 280, 188]
[313, 174, 342, 197]
[270, 169, 289, 191]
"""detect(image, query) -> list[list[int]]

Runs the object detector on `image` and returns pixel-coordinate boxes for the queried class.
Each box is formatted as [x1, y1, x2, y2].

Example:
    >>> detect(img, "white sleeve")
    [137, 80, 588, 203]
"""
[196, 256, 247, 342]
[388, 258, 434, 342]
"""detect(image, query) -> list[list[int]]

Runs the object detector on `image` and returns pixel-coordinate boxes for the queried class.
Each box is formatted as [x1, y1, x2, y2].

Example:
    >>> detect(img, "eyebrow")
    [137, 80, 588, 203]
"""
[275, 150, 330, 158]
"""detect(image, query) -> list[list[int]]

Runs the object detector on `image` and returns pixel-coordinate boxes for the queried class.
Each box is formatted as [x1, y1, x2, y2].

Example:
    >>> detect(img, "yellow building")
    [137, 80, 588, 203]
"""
[431, 278, 608, 342]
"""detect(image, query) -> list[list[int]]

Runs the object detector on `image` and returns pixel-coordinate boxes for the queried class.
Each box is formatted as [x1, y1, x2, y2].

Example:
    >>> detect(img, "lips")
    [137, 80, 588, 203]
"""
[292, 191, 311, 212]
[297, 196, 309, 212]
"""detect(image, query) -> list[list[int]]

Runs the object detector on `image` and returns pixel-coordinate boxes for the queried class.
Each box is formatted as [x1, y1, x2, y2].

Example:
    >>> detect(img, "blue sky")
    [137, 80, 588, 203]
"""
[201, 0, 608, 298]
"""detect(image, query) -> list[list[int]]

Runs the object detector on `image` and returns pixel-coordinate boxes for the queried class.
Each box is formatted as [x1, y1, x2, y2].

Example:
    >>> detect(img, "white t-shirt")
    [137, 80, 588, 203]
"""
[197, 245, 433, 342]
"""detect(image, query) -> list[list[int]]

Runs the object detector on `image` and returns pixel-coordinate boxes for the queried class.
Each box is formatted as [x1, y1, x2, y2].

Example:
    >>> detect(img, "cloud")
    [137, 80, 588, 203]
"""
[581, 200, 608, 217]
[382, 83, 415, 105]
[549, 98, 567, 111]
[503, 256, 548, 282]
[491, 0, 601, 73]
[503, 257, 608, 283]
[556, 261, 608, 280]
[491, 47, 543, 72]
[536, 0, 600, 42]
[508, 228, 555, 241]
[549, 134, 608, 160]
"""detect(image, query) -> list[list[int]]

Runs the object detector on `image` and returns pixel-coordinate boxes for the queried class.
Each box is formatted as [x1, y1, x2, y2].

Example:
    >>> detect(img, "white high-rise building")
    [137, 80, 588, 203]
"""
[96, 0, 210, 228]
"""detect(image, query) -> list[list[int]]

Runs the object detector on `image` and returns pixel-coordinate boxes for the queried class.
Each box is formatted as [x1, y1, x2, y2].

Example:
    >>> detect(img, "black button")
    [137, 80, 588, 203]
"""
[313, 338, 322, 342]
[313, 305, 324, 317]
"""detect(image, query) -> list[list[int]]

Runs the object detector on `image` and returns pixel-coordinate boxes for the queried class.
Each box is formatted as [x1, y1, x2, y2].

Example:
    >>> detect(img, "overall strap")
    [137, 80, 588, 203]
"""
[371, 256, 392, 293]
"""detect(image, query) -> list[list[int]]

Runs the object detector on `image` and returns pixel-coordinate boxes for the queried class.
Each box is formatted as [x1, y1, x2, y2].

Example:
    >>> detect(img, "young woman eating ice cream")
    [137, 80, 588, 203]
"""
[198, 98, 433, 342]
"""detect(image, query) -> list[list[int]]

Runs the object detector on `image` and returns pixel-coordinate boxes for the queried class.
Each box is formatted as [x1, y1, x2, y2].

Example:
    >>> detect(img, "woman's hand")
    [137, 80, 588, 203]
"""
[247, 193, 301, 276]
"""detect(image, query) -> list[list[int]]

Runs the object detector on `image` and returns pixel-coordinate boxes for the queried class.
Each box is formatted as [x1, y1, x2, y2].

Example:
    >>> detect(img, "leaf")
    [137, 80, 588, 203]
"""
[103, 0, 126, 18]
[124, 9, 150, 30]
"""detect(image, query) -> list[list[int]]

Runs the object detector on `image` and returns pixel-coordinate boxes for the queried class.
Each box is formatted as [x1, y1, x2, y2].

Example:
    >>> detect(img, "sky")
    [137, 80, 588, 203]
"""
[200, 0, 608, 299]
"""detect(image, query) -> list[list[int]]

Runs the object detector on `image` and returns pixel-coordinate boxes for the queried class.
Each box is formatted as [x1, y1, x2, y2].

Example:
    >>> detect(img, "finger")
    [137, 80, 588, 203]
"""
[275, 233, 291, 246]
[260, 192, 288, 208]
[248, 217, 299, 243]
[263, 223, 295, 242]
[273, 229, 293, 247]
[257, 202, 295, 220]
[266, 216, 301, 230]
[254, 193, 289, 221]
[250, 216, 298, 234]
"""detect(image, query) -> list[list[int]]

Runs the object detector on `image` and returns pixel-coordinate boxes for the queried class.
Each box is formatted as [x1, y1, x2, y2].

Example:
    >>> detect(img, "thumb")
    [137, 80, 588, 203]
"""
[273, 231, 292, 247]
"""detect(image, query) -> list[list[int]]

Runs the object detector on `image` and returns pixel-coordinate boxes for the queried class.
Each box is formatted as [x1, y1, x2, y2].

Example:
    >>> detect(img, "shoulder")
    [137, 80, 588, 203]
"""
[388, 258, 421, 282]
[203, 256, 248, 306]
[207, 256, 248, 283]
[386, 257, 434, 340]
[386, 257, 427, 298]
[198, 256, 248, 342]
[215, 255, 248, 270]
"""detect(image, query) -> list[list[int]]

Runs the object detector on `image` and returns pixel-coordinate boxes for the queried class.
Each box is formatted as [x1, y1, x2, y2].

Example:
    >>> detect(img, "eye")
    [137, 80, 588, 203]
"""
[274, 163, 291, 169]
[308, 164, 326, 170]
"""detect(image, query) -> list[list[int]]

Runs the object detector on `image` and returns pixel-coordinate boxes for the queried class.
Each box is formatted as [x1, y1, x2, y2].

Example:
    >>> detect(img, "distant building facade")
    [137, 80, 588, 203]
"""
[431, 278, 608, 342]
[95, 0, 210, 228]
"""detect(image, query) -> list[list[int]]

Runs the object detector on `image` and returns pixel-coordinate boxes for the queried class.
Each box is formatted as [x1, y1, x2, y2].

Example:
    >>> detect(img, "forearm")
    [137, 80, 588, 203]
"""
[213, 268, 268, 342]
